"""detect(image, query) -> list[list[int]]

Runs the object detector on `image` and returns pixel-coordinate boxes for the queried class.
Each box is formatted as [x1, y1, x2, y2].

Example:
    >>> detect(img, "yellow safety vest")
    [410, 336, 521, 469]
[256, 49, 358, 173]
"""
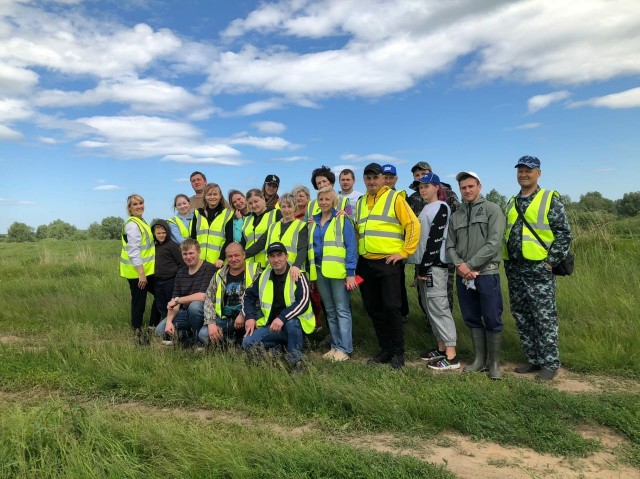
[265, 220, 306, 268]
[306, 196, 349, 218]
[120, 216, 155, 279]
[308, 215, 347, 280]
[355, 189, 404, 255]
[167, 215, 190, 240]
[242, 209, 278, 268]
[503, 189, 557, 261]
[193, 209, 233, 264]
[214, 262, 262, 317]
[256, 267, 315, 334]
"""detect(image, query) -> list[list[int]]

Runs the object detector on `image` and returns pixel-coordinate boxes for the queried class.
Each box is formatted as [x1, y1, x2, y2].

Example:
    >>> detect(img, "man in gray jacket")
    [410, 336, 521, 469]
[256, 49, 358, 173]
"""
[446, 171, 506, 379]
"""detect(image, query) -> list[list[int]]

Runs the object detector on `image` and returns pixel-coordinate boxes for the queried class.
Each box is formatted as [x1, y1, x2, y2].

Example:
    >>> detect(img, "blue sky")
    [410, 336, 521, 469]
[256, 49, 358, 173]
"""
[1, 0, 640, 233]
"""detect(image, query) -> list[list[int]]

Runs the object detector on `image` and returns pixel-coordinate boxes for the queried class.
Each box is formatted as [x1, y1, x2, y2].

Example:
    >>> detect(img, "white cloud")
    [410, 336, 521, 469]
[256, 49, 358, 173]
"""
[0, 98, 33, 122]
[510, 122, 541, 130]
[527, 91, 571, 114]
[0, 124, 23, 140]
[160, 154, 247, 166]
[568, 87, 640, 109]
[76, 115, 200, 141]
[340, 152, 402, 163]
[271, 155, 309, 162]
[228, 135, 299, 150]
[93, 185, 122, 191]
[0, 63, 38, 94]
[252, 120, 286, 134]
[38, 136, 57, 144]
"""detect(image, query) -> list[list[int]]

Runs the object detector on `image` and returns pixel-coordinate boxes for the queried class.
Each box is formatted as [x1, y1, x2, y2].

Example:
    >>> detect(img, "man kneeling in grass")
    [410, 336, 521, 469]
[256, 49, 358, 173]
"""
[242, 242, 315, 367]
[155, 238, 216, 347]
[199, 242, 261, 348]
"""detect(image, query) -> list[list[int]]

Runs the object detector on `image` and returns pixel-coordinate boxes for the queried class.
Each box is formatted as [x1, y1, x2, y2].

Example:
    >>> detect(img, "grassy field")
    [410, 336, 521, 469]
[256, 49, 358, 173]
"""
[0, 236, 639, 478]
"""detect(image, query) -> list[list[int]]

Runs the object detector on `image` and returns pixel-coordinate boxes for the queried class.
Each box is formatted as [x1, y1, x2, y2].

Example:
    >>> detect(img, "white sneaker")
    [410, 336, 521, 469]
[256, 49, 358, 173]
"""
[332, 350, 350, 362]
[322, 349, 337, 359]
[162, 339, 173, 346]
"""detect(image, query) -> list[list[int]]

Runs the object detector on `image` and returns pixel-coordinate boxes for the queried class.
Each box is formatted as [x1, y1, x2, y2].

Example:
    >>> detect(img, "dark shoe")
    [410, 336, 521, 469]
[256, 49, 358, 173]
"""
[537, 367, 558, 381]
[368, 350, 393, 365]
[463, 328, 487, 373]
[390, 355, 405, 369]
[428, 356, 460, 370]
[486, 332, 502, 380]
[515, 363, 541, 374]
[420, 349, 445, 362]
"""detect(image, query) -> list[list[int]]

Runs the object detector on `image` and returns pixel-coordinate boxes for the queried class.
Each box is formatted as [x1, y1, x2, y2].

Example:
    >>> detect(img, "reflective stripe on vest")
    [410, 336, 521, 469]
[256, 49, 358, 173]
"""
[257, 267, 315, 334]
[213, 262, 262, 317]
[503, 189, 556, 261]
[242, 209, 278, 268]
[306, 196, 349, 218]
[266, 220, 305, 267]
[308, 215, 346, 280]
[119, 216, 155, 279]
[355, 189, 404, 255]
[167, 215, 189, 239]
[194, 209, 233, 263]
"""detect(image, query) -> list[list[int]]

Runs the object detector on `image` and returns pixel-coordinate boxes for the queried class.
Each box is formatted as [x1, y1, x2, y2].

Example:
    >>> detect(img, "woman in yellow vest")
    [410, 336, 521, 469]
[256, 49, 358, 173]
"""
[308, 187, 358, 361]
[228, 189, 251, 243]
[120, 194, 156, 340]
[292, 185, 311, 220]
[242, 188, 282, 268]
[189, 183, 234, 268]
[167, 193, 193, 244]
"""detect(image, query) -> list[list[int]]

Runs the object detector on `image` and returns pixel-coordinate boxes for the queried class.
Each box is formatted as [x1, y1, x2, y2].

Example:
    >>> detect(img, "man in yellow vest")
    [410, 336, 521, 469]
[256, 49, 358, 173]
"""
[242, 242, 314, 367]
[503, 156, 573, 381]
[199, 242, 261, 347]
[356, 163, 420, 369]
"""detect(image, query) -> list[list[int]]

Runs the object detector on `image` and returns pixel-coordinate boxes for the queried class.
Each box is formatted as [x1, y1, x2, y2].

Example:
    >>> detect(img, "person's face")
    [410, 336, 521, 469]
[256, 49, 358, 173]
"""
[413, 168, 430, 181]
[459, 178, 482, 203]
[384, 174, 398, 188]
[339, 173, 354, 191]
[231, 193, 247, 211]
[225, 244, 246, 271]
[364, 173, 384, 195]
[280, 202, 295, 220]
[517, 166, 541, 190]
[268, 251, 288, 274]
[205, 188, 221, 208]
[129, 198, 144, 217]
[264, 183, 278, 196]
[296, 191, 309, 207]
[418, 183, 438, 202]
[153, 226, 167, 243]
[248, 195, 266, 214]
[317, 192, 334, 213]
[190, 174, 205, 194]
[175, 197, 190, 216]
[182, 246, 200, 267]
[315, 175, 331, 190]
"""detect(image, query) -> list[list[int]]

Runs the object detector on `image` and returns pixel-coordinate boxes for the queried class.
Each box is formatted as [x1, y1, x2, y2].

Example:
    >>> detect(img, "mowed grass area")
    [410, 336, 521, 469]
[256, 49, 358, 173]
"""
[0, 237, 639, 477]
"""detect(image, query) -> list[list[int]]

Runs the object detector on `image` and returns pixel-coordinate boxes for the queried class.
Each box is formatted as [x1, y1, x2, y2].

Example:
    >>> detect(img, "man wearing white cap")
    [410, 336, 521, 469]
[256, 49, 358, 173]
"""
[446, 171, 505, 379]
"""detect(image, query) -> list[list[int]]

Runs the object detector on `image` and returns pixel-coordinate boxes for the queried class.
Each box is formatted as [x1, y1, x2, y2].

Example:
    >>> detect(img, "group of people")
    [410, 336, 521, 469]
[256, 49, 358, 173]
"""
[119, 156, 572, 380]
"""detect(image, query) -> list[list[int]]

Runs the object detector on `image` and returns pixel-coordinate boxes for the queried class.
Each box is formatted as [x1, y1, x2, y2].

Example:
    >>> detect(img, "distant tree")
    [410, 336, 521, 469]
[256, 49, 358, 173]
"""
[87, 222, 105, 239]
[7, 222, 36, 242]
[616, 191, 640, 217]
[559, 194, 574, 209]
[36, 224, 48, 240]
[46, 219, 78, 240]
[485, 189, 507, 210]
[100, 216, 125, 240]
[577, 191, 616, 214]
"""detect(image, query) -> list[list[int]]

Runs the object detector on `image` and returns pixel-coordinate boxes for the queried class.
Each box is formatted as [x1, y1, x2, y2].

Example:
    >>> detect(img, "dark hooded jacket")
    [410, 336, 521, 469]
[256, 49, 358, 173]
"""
[152, 219, 185, 281]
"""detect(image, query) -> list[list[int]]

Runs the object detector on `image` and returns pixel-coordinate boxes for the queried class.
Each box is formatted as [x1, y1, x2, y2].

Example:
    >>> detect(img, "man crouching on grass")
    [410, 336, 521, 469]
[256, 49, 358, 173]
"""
[241, 242, 315, 368]
[155, 238, 216, 347]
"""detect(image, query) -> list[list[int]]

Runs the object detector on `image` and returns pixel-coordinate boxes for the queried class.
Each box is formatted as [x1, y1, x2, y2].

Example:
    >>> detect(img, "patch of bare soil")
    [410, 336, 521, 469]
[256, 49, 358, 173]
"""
[0, 335, 23, 344]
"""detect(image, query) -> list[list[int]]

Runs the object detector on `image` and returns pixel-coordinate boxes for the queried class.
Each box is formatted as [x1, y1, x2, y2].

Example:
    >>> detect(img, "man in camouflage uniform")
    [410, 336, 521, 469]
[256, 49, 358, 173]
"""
[503, 156, 572, 381]
[408, 162, 460, 312]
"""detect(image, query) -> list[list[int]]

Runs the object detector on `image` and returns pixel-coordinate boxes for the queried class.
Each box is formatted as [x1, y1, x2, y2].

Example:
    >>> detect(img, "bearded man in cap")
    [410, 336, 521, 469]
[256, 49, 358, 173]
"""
[503, 156, 572, 381]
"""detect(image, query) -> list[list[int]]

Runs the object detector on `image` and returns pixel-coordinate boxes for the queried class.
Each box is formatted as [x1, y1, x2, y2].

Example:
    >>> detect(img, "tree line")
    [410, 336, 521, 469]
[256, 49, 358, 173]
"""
[3, 190, 639, 243]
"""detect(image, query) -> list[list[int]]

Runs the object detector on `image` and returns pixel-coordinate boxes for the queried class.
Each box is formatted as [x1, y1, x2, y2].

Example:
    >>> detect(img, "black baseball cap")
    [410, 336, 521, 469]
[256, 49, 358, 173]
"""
[267, 242, 287, 255]
[264, 174, 280, 186]
[363, 163, 383, 175]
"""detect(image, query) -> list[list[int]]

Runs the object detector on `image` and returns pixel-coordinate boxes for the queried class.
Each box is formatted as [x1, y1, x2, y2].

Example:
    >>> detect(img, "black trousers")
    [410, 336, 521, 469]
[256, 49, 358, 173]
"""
[127, 275, 156, 330]
[357, 257, 405, 355]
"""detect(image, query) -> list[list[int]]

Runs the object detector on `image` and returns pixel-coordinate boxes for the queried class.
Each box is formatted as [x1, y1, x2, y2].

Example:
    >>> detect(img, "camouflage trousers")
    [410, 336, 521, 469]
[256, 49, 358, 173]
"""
[505, 261, 560, 370]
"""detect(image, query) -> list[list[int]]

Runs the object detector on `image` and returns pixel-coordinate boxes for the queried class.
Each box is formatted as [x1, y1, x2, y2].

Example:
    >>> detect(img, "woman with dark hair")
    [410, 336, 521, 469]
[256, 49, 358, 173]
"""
[168, 193, 193, 244]
[306, 165, 351, 219]
[228, 189, 250, 243]
[242, 188, 282, 268]
[190, 183, 234, 268]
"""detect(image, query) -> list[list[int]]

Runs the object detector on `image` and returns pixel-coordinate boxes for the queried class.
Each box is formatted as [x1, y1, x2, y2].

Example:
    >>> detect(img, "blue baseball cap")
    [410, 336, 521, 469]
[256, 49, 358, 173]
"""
[410, 172, 441, 190]
[515, 156, 541, 169]
[381, 164, 397, 176]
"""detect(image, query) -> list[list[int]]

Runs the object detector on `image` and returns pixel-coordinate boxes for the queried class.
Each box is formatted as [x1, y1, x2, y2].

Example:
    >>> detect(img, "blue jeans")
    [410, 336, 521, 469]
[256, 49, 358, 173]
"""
[315, 271, 353, 354]
[197, 318, 244, 345]
[155, 301, 205, 345]
[242, 318, 304, 363]
[456, 274, 503, 333]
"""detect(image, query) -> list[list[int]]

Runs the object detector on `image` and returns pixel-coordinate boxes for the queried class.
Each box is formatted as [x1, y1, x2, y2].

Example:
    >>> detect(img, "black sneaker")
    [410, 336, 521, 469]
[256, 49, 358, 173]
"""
[367, 350, 393, 365]
[428, 356, 461, 370]
[390, 355, 405, 369]
[515, 363, 541, 374]
[420, 349, 446, 362]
